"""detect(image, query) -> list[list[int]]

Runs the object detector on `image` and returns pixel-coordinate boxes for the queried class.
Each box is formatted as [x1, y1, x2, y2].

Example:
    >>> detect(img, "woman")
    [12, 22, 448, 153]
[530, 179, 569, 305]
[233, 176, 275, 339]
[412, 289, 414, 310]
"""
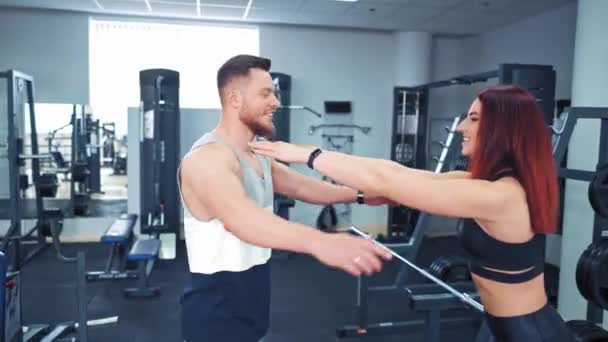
[251, 85, 577, 341]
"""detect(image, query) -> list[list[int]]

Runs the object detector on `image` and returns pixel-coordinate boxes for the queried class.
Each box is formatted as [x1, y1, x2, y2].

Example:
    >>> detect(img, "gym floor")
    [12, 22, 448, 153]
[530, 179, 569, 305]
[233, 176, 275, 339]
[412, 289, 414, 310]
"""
[21, 236, 489, 342]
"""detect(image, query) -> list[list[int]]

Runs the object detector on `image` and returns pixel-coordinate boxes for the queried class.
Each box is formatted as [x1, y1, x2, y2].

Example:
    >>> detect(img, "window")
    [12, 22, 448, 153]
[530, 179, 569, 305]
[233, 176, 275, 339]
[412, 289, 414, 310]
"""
[89, 19, 259, 136]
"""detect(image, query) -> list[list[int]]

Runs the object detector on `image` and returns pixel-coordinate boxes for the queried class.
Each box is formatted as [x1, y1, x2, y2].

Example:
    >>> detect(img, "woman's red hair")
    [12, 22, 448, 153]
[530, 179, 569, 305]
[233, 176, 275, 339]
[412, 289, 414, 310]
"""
[469, 85, 558, 234]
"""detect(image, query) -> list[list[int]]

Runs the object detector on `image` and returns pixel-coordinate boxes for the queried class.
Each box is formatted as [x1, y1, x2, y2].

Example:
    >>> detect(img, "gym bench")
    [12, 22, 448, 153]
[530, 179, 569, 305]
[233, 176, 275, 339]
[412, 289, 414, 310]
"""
[86, 214, 138, 281]
[124, 238, 161, 298]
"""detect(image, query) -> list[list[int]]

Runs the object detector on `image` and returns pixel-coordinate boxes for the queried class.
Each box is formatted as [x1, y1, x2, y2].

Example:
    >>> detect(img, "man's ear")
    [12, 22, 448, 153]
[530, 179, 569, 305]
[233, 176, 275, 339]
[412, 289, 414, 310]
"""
[225, 86, 242, 109]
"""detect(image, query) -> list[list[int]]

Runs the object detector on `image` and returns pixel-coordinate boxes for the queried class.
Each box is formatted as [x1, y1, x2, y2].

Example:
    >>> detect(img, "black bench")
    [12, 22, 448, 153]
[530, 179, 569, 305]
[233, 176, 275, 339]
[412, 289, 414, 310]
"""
[124, 238, 161, 298]
[86, 214, 138, 281]
[405, 282, 481, 342]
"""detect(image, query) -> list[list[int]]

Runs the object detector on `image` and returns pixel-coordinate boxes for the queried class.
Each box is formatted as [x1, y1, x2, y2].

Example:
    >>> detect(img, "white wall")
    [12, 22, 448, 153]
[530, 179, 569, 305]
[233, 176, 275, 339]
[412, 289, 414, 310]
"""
[464, 1, 577, 100]
[0, 8, 89, 104]
[430, 1, 577, 117]
[260, 25, 395, 227]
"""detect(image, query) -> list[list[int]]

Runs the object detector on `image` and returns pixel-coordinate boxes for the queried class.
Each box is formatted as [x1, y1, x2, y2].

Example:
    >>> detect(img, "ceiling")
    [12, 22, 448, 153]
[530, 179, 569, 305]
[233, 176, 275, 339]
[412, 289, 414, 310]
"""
[0, 0, 574, 35]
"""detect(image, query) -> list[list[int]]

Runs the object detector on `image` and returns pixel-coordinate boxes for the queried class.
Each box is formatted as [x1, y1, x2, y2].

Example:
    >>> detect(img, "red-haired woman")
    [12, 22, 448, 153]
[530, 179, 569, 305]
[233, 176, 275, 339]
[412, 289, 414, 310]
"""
[251, 85, 577, 341]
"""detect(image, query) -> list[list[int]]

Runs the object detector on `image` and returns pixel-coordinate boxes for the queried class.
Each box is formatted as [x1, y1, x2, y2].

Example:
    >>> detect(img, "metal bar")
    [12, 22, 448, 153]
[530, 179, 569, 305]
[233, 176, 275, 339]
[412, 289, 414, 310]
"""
[570, 107, 608, 120]
[406, 70, 498, 91]
[309, 124, 371, 135]
[426, 310, 440, 342]
[5, 71, 21, 271]
[280, 105, 322, 118]
[558, 168, 595, 181]
[18, 153, 52, 159]
[356, 274, 368, 329]
[9, 70, 33, 82]
[337, 317, 477, 338]
[77, 251, 88, 342]
[350, 226, 484, 313]
[0, 249, 6, 342]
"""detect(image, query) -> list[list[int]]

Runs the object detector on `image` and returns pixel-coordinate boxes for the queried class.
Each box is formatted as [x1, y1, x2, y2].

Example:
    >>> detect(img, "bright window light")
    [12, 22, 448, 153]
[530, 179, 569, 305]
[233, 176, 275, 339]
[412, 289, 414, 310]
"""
[89, 19, 259, 136]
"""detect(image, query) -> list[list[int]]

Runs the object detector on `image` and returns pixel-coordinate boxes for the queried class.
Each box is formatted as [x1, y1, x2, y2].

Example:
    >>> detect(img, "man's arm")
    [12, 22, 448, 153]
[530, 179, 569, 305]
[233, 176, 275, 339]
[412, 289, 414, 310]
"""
[271, 160, 357, 205]
[181, 145, 323, 252]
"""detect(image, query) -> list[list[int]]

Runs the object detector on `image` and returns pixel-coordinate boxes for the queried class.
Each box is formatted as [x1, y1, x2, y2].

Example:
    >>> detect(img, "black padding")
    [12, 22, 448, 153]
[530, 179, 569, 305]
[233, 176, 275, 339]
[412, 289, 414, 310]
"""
[50, 151, 68, 168]
[38, 173, 58, 197]
[588, 163, 608, 218]
[128, 239, 161, 261]
[101, 214, 137, 243]
[43, 208, 64, 219]
[71, 162, 90, 183]
[566, 320, 608, 342]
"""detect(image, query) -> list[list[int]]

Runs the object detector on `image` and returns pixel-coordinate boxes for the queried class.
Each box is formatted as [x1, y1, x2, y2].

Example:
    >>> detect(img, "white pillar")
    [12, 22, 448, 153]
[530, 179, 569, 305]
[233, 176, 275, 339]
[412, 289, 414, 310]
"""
[558, 0, 608, 323]
[394, 31, 432, 86]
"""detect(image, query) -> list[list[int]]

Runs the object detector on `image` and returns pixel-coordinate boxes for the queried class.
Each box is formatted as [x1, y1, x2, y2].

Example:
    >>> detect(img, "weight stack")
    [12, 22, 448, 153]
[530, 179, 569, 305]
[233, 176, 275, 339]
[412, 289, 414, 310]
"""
[270, 72, 294, 220]
[387, 88, 428, 242]
[139, 69, 180, 235]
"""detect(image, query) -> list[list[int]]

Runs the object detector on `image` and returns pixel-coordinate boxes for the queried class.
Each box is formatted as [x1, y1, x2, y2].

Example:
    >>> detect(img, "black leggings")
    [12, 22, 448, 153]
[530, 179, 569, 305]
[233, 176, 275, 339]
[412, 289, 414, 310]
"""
[475, 304, 577, 342]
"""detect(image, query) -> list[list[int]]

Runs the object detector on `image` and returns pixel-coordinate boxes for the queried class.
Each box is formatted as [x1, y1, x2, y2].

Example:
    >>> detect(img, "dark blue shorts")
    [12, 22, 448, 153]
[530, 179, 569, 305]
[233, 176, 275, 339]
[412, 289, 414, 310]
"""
[181, 262, 271, 342]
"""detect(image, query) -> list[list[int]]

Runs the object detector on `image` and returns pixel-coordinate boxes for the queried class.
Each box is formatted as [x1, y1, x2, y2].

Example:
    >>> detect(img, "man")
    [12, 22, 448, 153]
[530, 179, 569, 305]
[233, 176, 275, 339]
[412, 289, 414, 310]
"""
[178, 54, 391, 342]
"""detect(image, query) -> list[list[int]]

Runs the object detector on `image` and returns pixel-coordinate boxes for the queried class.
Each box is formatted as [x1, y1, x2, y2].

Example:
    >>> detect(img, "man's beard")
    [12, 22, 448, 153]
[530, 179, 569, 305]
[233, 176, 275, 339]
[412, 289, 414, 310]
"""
[241, 106, 274, 140]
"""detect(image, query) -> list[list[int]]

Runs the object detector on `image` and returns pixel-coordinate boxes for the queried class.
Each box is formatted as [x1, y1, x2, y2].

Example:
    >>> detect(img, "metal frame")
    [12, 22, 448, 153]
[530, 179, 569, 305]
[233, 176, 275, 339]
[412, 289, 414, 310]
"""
[550, 106, 608, 323]
[338, 116, 467, 338]
[139, 69, 180, 237]
[0, 70, 50, 271]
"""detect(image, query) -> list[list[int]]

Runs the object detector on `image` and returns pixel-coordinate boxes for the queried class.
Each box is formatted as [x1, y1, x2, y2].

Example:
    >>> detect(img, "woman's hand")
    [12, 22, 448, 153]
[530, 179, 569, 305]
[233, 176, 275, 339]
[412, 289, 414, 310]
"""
[250, 140, 317, 164]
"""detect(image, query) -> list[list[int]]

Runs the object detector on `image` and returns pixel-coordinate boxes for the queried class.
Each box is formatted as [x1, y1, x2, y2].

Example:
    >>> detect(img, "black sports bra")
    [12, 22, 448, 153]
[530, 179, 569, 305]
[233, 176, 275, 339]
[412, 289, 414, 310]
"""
[458, 171, 545, 284]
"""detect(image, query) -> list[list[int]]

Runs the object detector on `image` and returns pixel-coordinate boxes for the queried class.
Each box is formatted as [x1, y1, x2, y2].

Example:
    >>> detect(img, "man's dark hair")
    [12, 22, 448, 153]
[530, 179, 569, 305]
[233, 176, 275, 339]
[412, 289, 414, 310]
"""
[217, 54, 271, 100]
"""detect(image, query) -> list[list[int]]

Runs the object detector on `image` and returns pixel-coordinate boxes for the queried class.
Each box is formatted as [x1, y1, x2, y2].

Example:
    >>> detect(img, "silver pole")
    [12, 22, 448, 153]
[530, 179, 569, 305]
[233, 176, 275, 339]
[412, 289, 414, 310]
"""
[349, 226, 484, 313]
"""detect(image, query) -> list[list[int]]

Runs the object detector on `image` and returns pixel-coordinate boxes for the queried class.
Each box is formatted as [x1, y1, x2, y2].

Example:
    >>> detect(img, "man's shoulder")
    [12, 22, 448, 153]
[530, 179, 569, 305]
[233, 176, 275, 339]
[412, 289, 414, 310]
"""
[182, 143, 239, 175]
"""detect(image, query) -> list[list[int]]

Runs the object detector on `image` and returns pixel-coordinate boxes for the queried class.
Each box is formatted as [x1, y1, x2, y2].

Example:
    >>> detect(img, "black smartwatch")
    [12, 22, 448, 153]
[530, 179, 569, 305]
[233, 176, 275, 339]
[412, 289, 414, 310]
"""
[357, 191, 365, 204]
[307, 148, 323, 169]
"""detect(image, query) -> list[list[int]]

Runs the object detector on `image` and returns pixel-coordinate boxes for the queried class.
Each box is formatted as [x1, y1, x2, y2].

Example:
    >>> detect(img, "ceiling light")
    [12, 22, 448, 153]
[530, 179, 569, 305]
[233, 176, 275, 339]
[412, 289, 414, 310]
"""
[92, 0, 104, 10]
[242, 0, 253, 19]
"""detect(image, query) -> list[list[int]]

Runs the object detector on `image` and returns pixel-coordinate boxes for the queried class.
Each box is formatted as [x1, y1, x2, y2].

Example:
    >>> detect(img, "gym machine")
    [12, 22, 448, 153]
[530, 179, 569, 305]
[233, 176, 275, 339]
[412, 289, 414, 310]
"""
[386, 63, 556, 244]
[552, 107, 608, 325]
[0, 70, 73, 272]
[70, 104, 103, 216]
[338, 110, 608, 341]
[338, 64, 557, 340]
[0, 70, 115, 342]
[42, 104, 104, 215]
[121, 68, 182, 297]
[337, 115, 475, 340]
[270, 72, 296, 221]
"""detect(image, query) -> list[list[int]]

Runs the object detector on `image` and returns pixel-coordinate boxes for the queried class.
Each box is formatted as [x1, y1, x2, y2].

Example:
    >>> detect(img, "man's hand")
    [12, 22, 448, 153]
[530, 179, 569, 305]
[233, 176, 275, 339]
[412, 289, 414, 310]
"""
[308, 233, 392, 276]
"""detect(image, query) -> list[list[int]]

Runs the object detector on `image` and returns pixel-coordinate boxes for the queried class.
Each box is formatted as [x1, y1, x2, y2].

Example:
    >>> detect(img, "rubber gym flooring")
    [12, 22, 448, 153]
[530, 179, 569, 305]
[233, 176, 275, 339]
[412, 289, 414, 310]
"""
[19, 236, 559, 342]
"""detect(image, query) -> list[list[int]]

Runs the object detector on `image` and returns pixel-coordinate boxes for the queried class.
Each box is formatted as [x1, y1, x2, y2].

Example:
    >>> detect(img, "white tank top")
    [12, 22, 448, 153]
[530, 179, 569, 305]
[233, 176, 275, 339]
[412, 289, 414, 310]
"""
[177, 132, 274, 274]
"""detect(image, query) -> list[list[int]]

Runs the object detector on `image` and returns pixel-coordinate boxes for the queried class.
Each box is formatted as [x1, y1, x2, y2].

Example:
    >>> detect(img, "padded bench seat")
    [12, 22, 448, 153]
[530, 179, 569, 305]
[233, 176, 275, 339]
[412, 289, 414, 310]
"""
[101, 214, 138, 244]
[127, 239, 161, 261]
